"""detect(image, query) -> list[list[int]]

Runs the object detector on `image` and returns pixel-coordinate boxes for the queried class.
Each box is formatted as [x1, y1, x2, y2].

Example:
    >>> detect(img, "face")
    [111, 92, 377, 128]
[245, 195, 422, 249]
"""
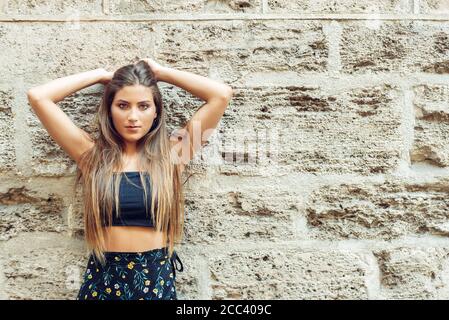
[110, 85, 158, 144]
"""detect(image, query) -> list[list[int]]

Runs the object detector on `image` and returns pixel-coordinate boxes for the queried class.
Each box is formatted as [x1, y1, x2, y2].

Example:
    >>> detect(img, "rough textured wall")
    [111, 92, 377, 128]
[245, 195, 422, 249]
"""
[1, 0, 449, 300]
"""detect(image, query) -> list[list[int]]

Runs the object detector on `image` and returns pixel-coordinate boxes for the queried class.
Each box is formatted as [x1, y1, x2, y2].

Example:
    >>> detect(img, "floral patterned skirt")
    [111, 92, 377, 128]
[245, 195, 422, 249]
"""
[76, 246, 183, 300]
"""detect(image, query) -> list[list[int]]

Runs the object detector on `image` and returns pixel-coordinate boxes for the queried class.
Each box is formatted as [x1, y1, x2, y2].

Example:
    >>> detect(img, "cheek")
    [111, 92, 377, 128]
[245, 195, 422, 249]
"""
[110, 111, 122, 128]
[111, 112, 121, 131]
[146, 109, 157, 122]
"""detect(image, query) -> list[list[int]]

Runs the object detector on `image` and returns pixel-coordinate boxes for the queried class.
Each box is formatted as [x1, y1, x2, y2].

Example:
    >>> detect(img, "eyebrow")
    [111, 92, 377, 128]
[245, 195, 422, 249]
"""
[117, 99, 151, 104]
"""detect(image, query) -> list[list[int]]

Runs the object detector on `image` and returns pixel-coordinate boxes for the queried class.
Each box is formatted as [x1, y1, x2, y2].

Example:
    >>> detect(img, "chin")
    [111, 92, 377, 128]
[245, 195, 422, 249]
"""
[127, 137, 141, 141]
[121, 135, 141, 141]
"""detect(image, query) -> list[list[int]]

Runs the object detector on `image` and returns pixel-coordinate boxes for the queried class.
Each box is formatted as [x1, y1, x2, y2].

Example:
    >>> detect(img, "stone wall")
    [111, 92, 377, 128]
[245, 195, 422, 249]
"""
[1, 0, 449, 299]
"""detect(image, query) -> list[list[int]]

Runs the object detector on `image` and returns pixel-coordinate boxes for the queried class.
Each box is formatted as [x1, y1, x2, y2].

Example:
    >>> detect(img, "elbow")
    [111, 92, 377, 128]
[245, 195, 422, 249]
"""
[227, 86, 234, 98]
[26, 88, 43, 106]
[223, 86, 233, 101]
[210, 86, 234, 103]
[26, 88, 37, 103]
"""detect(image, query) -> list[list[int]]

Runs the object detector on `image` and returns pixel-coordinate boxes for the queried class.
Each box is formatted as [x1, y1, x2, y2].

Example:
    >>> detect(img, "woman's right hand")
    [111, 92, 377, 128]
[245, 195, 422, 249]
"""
[97, 68, 114, 85]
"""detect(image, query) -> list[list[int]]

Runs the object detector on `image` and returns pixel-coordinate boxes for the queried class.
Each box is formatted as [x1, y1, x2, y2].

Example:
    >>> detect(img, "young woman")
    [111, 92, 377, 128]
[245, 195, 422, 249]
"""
[26, 59, 233, 300]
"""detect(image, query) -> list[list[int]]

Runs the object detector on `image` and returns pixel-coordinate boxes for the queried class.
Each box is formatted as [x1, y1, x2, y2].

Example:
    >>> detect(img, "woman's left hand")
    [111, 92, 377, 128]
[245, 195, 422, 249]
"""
[97, 68, 114, 85]
[140, 58, 165, 81]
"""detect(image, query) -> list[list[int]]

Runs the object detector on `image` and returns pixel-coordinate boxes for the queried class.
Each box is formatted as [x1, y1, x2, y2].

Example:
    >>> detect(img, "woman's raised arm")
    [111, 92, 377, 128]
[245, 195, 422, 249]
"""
[26, 68, 112, 165]
[145, 59, 233, 167]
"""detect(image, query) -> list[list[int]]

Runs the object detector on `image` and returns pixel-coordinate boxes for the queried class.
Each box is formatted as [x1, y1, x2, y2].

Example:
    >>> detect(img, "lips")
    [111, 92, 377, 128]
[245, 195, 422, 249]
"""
[125, 126, 141, 132]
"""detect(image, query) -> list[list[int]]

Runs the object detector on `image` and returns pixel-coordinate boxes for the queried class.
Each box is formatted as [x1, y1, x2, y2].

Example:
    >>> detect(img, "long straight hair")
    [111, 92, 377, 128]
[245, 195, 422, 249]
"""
[73, 60, 185, 266]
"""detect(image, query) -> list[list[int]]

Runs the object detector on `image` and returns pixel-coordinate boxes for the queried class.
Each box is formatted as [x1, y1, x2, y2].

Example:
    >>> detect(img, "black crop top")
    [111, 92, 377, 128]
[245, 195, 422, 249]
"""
[105, 171, 155, 227]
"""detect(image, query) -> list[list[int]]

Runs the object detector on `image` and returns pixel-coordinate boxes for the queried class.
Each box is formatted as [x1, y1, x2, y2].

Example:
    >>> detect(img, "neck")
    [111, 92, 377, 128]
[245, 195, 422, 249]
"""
[124, 143, 138, 157]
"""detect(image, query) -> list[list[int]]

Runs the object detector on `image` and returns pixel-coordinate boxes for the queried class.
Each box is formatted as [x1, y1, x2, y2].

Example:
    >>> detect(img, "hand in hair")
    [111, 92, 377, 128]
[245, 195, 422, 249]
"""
[97, 68, 114, 85]
[140, 58, 164, 81]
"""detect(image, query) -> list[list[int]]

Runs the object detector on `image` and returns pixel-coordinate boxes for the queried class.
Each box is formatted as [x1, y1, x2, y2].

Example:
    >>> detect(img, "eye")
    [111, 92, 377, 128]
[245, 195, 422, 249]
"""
[140, 104, 150, 109]
[118, 103, 127, 109]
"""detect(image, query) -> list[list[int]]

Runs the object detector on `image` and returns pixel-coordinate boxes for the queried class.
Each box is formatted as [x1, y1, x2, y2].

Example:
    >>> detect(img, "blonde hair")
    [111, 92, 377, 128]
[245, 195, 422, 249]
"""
[73, 60, 185, 266]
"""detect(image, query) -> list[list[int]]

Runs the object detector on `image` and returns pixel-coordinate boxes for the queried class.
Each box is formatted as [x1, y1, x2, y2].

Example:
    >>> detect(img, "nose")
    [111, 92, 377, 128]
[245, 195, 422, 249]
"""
[127, 108, 139, 122]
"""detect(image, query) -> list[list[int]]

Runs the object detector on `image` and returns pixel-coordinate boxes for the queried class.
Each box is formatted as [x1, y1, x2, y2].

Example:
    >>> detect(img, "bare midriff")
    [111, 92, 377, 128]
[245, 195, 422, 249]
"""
[103, 226, 167, 252]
